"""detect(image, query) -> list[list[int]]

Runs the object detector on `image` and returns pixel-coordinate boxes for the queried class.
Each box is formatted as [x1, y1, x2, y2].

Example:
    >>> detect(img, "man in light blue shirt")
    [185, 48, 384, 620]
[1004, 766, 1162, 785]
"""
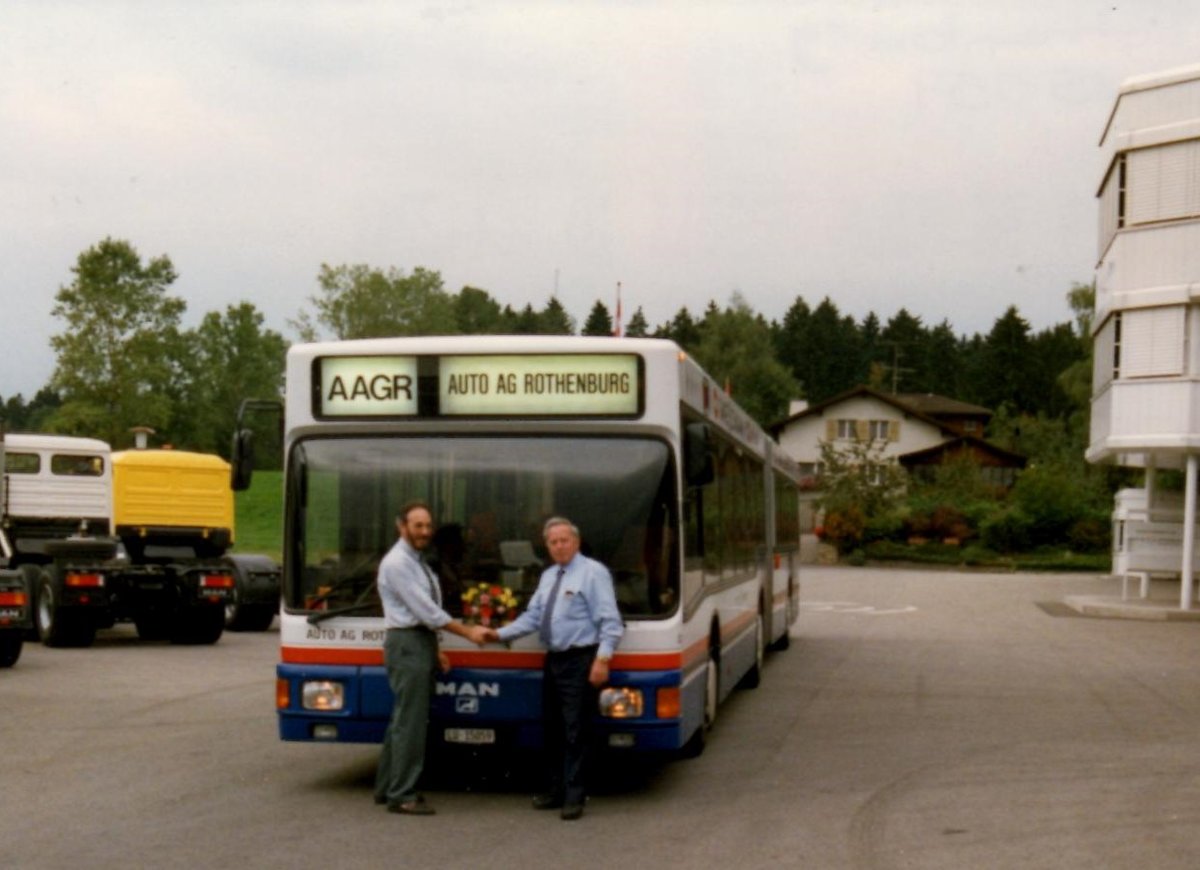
[487, 516, 624, 820]
[374, 501, 489, 816]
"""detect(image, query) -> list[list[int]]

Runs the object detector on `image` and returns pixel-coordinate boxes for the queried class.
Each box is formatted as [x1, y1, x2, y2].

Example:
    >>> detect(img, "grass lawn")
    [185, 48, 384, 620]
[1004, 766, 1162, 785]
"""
[233, 470, 283, 561]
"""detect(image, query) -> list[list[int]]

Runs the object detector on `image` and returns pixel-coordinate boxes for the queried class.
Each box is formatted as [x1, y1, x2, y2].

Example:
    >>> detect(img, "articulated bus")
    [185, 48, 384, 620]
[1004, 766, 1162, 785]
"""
[247, 336, 800, 756]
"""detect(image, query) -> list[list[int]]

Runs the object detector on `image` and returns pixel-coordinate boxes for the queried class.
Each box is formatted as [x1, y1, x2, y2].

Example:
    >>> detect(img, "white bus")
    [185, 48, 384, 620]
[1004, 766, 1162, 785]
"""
[247, 336, 800, 754]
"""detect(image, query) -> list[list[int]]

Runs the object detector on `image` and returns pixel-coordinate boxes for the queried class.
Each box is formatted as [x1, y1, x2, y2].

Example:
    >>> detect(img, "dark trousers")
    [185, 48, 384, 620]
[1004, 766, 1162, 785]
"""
[375, 628, 437, 804]
[543, 645, 599, 805]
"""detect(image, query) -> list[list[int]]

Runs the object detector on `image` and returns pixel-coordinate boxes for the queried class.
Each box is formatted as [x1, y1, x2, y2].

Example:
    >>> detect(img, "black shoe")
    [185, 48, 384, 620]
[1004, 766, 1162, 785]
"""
[532, 793, 564, 810]
[388, 800, 436, 815]
[560, 803, 584, 821]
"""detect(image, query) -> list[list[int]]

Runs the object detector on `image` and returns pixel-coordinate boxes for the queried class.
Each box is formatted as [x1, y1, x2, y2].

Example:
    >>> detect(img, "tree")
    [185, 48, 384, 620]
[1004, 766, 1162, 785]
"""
[654, 306, 703, 349]
[625, 306, 650, 338]
[690, 295, 800, 426]
[880, 308, 926, 393]
[47, 238, 186, 447]
[975, 306, 1033, 412]
[453, 286, 506, 334]
[0, 388, 62, 433]
[179, 303, 288, 456]
[294, 264, 458, 340]
[816, 437, 906, 553]
[538, 296, 575, 335]
[581, 301, 614, 336]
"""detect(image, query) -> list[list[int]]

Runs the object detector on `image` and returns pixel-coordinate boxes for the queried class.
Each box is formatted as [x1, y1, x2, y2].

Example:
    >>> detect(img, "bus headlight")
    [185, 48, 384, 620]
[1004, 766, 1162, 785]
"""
[301, 680, 345, 711]
[598, 687, 643, 718]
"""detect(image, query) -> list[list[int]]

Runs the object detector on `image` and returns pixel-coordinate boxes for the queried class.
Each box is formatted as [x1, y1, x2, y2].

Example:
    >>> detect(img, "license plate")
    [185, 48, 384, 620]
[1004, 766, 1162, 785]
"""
[444, 728, 495, 745]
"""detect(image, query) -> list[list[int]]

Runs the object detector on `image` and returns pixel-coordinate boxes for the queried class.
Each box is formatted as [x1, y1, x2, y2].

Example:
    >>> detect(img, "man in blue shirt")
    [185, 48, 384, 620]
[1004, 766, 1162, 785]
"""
[487, 516, 624, 820]
[375, 501, 489, 816]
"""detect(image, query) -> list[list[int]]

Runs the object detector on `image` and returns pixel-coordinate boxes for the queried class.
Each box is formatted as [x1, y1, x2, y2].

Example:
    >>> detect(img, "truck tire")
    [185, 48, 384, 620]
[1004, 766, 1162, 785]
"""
[223, 554, 280, 632]
[133, 611, 170, 641]
[225, 603, 276, 632]
[0, 634, 22, 667]
[36, 572, 96, 648]
[169, 607, 224, 645]
[20, 564, 41, 640]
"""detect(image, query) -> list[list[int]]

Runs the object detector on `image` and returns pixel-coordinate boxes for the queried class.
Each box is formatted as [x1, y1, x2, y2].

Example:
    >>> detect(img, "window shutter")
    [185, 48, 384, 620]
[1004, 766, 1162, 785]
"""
[855, 420, 869, 441]
[1122, 306, 1185, 378]
[1127, 141, 1200, 225]
[826, 419, 836, 440]
[888, 420, 900, 441]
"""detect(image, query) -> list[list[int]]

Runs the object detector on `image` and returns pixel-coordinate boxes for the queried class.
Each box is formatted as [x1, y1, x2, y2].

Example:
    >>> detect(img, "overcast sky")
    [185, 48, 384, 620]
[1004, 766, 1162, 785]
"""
[2, 1, 1198, 398]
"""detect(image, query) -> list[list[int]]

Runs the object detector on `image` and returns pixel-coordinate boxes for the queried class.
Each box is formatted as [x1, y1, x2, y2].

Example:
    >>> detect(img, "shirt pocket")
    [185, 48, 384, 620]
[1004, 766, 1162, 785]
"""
[562, 588, 591, 620]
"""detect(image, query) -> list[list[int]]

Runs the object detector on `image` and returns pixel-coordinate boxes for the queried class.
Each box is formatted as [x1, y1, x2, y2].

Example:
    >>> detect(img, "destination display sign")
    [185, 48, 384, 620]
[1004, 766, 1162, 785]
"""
[318, 356, 418, 417]
[315, 353, 640, 418]
[440, 354, 639, 416]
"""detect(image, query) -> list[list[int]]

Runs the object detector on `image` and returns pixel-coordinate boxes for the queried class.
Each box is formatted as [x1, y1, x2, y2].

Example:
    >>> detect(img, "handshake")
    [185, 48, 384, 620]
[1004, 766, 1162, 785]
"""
[461, 625, 502, 646]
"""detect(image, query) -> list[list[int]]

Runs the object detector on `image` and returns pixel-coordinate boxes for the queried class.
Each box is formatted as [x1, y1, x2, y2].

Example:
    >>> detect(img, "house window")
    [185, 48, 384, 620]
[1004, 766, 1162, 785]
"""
[836, 419, 856, 440]
[963, 420, 978, 434]
[868, 420, 892, 441]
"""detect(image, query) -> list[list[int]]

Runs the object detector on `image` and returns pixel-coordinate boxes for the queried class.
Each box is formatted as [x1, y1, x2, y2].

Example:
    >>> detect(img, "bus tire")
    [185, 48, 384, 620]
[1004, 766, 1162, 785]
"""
[0, 634, 22, 667]
[738, 613, 764, 690]
[681, 650, 719, 758]
[36, 572, 96, 648]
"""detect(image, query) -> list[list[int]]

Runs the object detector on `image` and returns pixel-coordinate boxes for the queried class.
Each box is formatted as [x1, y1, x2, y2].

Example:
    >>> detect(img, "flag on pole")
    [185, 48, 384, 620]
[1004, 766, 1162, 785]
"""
[613, 281, 622, 337]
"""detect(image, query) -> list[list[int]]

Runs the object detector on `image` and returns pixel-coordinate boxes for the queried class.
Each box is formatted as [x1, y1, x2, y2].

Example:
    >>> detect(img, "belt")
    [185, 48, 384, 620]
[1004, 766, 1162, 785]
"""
[546, 643, 599, 657]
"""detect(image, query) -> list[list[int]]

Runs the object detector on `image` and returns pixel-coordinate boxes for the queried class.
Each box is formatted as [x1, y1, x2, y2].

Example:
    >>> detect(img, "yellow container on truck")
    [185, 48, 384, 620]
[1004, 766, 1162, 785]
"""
[112, 449, 234, 553]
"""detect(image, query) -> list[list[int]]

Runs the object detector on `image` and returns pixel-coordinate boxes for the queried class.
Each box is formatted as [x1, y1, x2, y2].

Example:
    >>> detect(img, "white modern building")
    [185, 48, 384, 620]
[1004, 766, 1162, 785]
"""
[1089, 63, 1200, 608]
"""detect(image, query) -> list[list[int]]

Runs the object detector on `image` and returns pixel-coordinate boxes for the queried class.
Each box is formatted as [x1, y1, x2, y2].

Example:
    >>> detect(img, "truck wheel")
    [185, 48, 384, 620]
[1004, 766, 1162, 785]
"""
[36, 573, 96, 648]
[169, 607, 225, 645]
[133, 611, 170, 641]
[20, 565, 42, 640]
[0, 634, 22, 667]
[223, 554, 280, 632]
[226, 602, 276, 632]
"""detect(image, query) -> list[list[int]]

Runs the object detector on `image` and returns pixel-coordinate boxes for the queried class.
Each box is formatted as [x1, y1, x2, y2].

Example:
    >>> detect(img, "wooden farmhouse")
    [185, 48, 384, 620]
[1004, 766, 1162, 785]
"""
[770, 386, 1024, 489]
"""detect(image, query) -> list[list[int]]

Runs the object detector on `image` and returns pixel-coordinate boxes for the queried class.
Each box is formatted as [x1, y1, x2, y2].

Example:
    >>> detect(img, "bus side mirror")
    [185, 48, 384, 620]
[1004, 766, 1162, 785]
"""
[231, 429, 255, 491]
[684, 422, 714, 487]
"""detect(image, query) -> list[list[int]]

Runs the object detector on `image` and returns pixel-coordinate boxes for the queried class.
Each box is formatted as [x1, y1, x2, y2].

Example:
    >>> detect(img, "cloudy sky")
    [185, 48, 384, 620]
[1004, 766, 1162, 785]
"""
[2, 1, 1198, 398]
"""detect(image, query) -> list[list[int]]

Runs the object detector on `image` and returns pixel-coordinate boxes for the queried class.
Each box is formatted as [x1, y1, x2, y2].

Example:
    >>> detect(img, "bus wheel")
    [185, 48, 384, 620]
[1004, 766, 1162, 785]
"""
[0, 634, 22, 667]
[739, 613, 764, 690]
[681, 651, 719, 758]
[37, 572, 95, 648]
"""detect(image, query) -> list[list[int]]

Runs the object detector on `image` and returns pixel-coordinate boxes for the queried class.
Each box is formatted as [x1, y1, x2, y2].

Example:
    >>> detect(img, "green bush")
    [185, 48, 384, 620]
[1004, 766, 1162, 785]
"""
[980, 509, 1033, 553]
[1066, 515, 1111, 553]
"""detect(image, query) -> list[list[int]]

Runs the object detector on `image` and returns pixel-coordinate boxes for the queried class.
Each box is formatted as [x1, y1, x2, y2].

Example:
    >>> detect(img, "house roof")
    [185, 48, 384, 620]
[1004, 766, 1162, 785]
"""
[897, 436, 1027, 468]
[892, 393, 992, 419]
[769, 385, 980, 438]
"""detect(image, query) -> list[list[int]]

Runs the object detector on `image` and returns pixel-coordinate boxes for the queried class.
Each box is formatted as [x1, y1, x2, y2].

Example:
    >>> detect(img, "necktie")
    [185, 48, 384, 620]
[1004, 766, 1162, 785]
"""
[418, 554, 440, 606]
[539, 566, 566, 647]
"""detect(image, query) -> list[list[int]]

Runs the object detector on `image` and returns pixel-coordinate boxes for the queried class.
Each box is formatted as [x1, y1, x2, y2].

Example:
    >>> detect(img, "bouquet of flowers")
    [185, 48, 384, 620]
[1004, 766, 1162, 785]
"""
[461, 582, 520, 627]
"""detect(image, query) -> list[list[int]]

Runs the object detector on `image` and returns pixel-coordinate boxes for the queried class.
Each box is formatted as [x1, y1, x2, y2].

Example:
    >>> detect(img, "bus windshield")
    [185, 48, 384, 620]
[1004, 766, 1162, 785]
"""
[288, 435, 678, 620]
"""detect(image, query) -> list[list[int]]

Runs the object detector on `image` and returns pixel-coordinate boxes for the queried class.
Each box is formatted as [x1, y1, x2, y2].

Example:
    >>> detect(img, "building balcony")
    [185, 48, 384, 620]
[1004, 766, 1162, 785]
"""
[1089, 378, 1200, 464]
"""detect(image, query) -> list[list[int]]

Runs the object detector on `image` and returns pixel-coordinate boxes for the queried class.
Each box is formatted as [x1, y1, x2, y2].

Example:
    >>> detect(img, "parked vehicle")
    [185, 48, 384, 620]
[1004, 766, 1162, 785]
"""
[2, 434, 279, 647]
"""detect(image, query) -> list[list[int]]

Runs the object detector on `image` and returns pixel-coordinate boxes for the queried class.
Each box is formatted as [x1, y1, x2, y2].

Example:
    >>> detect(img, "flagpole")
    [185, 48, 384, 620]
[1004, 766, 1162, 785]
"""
[613, 281, 623, 337]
